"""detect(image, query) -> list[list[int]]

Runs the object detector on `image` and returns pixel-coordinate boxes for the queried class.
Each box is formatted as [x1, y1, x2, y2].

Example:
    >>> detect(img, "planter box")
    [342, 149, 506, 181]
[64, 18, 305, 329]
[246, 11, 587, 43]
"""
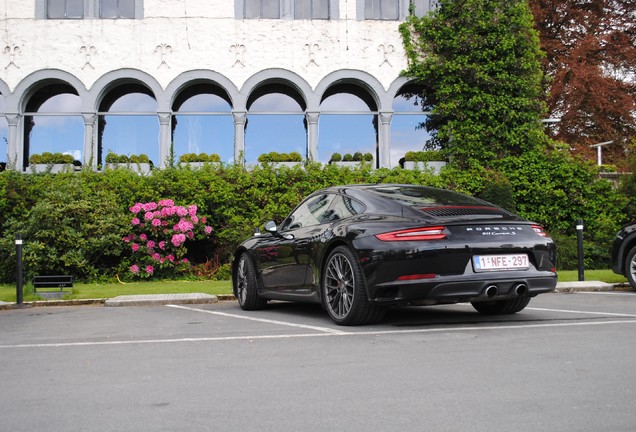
[403, 161, 446, 174]
[29, 163, 76, 174]
[261, 161, 303, 169]
[179, 162, 221, 169]
[331, 161, 375, 169]
[106, 163, 152, 174]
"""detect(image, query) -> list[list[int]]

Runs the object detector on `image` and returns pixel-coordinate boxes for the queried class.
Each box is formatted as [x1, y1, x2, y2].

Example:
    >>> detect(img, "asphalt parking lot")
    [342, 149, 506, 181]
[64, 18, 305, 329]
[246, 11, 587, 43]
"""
[2, 291, 636, 432]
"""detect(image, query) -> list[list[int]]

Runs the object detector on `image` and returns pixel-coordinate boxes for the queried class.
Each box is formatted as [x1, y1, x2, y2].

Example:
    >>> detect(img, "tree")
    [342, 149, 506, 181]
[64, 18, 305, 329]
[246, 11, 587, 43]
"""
[400, 0, 549, 168]
[528, 0, 636, 166]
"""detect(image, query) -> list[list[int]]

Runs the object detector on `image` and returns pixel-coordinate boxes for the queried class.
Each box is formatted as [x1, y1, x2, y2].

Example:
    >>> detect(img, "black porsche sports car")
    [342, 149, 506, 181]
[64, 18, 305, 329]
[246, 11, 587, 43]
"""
[232, 184, 557, 325]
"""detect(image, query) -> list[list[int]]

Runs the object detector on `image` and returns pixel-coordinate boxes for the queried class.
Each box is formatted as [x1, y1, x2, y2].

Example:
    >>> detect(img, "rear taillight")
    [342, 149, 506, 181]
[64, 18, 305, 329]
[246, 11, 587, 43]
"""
[531, 225, 548, 237]
[376, 226, 446, 241]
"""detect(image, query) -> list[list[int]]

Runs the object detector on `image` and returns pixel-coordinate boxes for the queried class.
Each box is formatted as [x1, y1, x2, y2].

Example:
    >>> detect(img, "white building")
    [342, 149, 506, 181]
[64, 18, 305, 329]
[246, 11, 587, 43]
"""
[0, 0, 433, 170]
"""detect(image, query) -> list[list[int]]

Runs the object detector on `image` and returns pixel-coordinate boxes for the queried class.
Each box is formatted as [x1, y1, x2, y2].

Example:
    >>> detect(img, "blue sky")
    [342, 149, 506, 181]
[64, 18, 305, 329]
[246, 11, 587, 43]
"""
[1, 92, 431, 168]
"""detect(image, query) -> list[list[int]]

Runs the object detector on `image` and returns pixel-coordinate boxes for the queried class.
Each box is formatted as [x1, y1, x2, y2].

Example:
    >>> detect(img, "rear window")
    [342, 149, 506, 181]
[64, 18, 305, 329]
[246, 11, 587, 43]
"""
[370, 185, 487, 208]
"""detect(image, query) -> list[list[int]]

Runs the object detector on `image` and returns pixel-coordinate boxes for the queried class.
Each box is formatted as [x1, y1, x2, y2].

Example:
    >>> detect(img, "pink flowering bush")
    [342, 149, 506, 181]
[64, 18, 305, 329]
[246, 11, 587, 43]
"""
[123, 199, 214, 278]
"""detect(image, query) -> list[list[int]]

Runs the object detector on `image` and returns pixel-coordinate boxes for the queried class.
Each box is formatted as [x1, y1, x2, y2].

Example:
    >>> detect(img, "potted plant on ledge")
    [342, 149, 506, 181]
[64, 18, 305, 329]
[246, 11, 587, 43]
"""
[258, 151, 303, 168]
[179, 152, 222, 169]
[329, 151, 374, 168]
[28, 152, 77, 173]
[105, 151, 152, 174]
[402, 150, 447, 174]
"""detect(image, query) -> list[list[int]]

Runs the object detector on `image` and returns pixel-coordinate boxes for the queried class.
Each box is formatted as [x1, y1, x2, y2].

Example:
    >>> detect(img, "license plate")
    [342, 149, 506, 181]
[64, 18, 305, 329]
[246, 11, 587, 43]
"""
[473, 254, 529, 272]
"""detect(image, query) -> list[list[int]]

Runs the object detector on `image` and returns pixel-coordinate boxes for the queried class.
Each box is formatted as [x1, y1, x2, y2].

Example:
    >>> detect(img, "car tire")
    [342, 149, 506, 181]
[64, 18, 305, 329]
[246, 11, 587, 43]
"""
[626, 246, 636, 290]
[235, 253, 267, 311]
[471, 296, 531, 315]
[322, 246, 385, 326]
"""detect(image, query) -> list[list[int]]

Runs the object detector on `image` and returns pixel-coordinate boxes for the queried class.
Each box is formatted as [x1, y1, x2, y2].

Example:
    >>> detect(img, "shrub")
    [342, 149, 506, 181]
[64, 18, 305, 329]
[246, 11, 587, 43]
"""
[362, 152, 374, 162]
[352, 151, 363, 162]
[258, 152, 303, 163]
[106, 152, 150, 164]
[342, 153, 354, 162]
[404, 150, 445, 162]
[124, 200, 214, 279]
[179, 153, 221, 163]
[29, 152, 74, 164]
[329, 153, 342, 163]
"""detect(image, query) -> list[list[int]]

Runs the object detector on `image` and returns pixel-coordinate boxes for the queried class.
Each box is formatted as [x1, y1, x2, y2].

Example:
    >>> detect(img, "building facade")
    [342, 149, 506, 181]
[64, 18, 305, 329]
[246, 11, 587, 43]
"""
[0, 0, 432, 170]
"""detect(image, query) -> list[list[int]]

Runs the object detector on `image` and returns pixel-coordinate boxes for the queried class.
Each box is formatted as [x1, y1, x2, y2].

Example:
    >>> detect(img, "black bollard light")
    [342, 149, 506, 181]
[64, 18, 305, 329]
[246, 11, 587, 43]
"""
[16, 233, 23, 304]
[576, 220, 584, 282]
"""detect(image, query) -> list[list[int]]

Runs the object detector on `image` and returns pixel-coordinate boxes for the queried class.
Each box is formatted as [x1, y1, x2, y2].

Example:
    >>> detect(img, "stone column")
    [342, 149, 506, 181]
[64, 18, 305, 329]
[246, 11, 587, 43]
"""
[378, 112, 393, 169]
[82, 113, 97, 168]
[158, 112, 172, 168]
[305, 112, 319, 162]
[5, 113, 20, 170]
[233, 111, 247, 165]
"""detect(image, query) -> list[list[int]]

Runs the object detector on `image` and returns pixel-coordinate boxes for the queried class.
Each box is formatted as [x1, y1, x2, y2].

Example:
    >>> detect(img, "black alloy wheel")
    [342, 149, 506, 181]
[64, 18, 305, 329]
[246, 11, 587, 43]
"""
[235, 253, 266, 310]
[626, 246, 636, 290]
[322, 246, 385, 326]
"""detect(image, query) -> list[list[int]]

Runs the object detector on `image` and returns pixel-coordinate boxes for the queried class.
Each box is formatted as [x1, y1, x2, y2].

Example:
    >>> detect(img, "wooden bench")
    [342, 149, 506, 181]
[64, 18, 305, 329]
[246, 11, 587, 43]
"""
[33, 275, 74, 294]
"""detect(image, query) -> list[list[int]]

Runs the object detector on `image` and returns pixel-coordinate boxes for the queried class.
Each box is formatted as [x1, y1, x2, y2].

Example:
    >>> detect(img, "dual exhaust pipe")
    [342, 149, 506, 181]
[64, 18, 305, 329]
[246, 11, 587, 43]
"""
[484, 283, 528, 298]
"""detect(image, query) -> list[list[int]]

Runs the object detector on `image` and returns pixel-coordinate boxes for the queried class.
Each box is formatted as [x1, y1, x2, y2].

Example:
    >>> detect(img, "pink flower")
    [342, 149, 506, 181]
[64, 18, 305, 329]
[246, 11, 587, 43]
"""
[191, 215, 199, 224]
[152, 253, 161, 261]
[182, 258, 189, 264]
[123, 236, 131, 243]
[201, 217, 207, 224]
[159, 241, 166, 250]
[129, 203, 143, 214]
[144, 212, 154, 220]
[188, 205, 198, 217]
[147, 240, 155, 249]
[130, 264, 140, 274]
[176, 206, 188, 217]
[131, 218, 141, 226]
[167, 254, 175, 263]
[204, 226, 213, 235]
[139, 234, 147, 242]
[131, 243, 140, 252]
[145, 265, 154, 275]
[171, 233, 186, 247]
[152, 218, 161, 227]
[159, 199, 174, 207]
[144, 202, 158, 211]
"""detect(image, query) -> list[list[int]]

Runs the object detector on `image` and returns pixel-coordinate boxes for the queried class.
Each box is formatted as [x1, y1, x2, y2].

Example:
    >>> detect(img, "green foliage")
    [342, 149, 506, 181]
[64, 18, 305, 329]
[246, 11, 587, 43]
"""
[0, 156, 629, 281]
[400, 0, 549, 168]
[179, 153, 222, 163]
[106, 151, 150, 164]
[335, 153, 374, 162]
[29, 152, 74, 164]
[330, 153, 342, 162]
[404, 150, 445, 162]
[0, 175, 128, 281]
[257, 151, 303, 163]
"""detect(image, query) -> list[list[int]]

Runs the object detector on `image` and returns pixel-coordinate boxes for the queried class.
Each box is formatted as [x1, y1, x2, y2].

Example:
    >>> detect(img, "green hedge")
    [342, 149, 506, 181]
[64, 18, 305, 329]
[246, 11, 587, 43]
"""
[0, 155, 629, 282]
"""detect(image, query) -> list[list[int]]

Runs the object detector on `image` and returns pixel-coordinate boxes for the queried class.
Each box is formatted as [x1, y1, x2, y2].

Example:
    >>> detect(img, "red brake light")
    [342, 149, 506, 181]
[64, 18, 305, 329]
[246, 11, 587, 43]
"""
[376, 226, 447, 241]
[531, 225, 548, 237]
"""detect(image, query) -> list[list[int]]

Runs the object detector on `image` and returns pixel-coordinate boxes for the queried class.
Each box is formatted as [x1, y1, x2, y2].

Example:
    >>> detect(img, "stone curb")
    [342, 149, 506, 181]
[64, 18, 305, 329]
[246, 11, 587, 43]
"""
[0, 283, 632, 310]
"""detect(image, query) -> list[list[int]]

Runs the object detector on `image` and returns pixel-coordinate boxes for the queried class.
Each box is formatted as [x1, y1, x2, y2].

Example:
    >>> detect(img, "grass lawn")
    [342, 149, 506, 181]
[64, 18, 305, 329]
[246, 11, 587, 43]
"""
[0, 271, 630, 303]
[0, 279, 233, 303]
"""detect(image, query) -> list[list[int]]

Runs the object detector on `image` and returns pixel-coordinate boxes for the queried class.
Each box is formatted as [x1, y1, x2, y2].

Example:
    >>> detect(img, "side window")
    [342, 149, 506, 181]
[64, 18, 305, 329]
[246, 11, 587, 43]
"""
[47, 0, 84, 19]
[365, 0, 399, 20]
[245, 0, 281, 19]
[320, 195, 365, 223]
[281, 194, 336, 231]
[101, 0, 135, 18]
[40, 0, 141, 19]
[294, 0, 330, 19]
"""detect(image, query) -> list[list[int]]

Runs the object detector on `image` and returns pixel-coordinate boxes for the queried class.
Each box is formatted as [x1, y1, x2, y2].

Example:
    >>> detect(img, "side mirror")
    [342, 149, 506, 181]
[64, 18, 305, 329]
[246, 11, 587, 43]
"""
[264, 220, 278, 233]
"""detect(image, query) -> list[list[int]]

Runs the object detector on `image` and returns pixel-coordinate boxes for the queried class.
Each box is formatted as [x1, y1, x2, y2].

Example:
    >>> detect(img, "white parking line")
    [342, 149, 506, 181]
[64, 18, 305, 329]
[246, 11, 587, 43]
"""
[527, 307, 636, 318]
[2, 319, 636, 349]
[167, 304, 347, 334]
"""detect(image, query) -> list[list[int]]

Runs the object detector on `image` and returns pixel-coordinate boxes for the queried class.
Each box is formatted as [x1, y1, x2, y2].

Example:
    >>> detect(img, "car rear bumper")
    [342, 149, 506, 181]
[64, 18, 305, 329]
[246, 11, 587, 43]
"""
[366, 272, 557, 305]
